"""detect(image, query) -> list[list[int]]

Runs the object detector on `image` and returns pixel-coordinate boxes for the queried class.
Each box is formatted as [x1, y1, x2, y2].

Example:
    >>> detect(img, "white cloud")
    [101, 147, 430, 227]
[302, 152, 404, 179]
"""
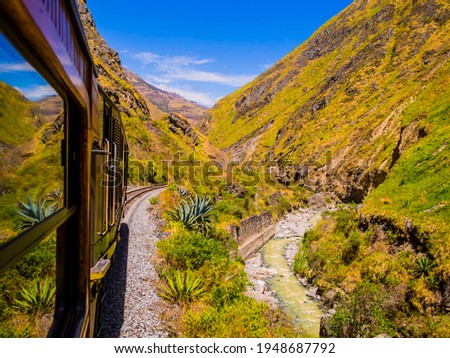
[16, 85, 57, 100]
[164, 69, 254, 87]
[151, 82, 218, 107]
[0, 62, 35, 72]
[134, 52, 214, 69]
[134, 52, 161, 64]
[133, 51, 255, 87]
[144, 74, 173, 85]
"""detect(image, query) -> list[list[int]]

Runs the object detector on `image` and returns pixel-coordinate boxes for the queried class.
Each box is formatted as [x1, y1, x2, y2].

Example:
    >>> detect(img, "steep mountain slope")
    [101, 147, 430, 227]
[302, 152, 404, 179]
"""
[76, 0, 226, 170]
[124, 68, 207, 123]
[202, 0, 449, 202]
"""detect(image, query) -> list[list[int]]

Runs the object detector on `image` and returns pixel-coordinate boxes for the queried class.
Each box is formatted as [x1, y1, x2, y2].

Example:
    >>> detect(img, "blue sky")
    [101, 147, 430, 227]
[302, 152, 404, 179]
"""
[0, 34, 57, 100]
[88, 0, 353, 107]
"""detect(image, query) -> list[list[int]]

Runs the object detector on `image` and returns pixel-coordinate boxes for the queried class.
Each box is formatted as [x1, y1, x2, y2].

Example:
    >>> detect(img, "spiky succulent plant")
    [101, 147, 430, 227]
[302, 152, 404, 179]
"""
[166, 194, 217, 234]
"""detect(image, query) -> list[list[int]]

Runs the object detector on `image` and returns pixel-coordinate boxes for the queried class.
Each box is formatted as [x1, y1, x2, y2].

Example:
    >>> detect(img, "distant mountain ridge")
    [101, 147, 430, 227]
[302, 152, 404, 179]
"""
[124, 68, 207, 123]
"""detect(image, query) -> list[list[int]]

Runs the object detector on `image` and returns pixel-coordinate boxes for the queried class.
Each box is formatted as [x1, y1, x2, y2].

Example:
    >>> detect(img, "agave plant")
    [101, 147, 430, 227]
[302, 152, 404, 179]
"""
[414, 257, 436, 278]
[177, 186, 191, 198]
[47, 188, 62, 202]
[15, 196, 58, 230]
[14, 277, 56, 313]
[166, 194, 217, 234]
[425, 275, 440, 291]
[158, 270, 206, 303]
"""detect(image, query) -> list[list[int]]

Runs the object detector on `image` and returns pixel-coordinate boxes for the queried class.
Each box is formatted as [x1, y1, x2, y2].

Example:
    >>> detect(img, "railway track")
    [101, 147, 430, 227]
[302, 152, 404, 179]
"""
[125, 185, 167, 206]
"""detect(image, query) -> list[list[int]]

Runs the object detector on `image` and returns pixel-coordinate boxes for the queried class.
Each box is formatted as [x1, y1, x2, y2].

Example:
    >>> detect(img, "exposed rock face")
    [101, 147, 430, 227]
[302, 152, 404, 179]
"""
[202, 0, 450, 203]
[77, 0, 150, 118]
[41, 112, 64, 144]
[166, 113, 198, 146]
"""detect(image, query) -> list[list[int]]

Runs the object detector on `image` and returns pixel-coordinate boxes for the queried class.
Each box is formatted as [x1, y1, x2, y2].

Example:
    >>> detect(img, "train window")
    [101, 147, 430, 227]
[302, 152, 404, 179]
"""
[0, 33, 66, 336]
[0, 229, 57, 337]
[0, 33, 65, 245]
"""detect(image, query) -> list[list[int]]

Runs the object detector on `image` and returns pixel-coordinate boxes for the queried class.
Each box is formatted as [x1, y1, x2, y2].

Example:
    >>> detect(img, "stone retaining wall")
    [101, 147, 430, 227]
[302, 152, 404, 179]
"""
[230, 211, 275, 260]
[230, 211, 272, 244]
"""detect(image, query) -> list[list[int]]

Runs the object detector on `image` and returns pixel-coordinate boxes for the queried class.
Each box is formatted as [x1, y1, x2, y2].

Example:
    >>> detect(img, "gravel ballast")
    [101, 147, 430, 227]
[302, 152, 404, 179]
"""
[99, 188, 169, 338]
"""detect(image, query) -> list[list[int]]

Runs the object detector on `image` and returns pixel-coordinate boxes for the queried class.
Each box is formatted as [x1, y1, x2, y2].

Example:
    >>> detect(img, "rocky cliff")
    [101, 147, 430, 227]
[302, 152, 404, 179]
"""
[77, 0, 151, 119]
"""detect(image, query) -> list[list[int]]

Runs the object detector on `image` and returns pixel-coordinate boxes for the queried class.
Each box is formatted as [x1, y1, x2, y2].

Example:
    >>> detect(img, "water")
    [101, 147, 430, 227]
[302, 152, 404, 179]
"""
[260, 214, 324, 337]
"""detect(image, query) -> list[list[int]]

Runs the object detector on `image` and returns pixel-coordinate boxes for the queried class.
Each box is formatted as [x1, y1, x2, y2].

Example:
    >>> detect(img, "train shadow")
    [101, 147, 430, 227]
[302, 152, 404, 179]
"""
[98, 223, 129, 337]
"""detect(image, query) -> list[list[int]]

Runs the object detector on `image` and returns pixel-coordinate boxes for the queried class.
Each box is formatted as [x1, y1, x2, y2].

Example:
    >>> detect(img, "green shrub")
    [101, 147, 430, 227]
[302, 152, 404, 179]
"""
[414, 257, 436, 278]
[333, 208, 359, 235]
[13, 233, 56, 279]
[182, 297, 293, 338]
[275, 196, 291, 217]
[341, 231, 365, 265]
[293, 251, 309, 277]
[149, 197, 158, 205]
[156, 230, 229, 271]
[325, 281, 396, 338]
[196, 259, 247, 307]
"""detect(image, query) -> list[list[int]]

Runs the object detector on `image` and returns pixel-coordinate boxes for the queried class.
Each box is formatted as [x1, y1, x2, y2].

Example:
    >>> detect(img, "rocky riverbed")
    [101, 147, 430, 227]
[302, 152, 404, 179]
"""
[244, 208, 327, 336]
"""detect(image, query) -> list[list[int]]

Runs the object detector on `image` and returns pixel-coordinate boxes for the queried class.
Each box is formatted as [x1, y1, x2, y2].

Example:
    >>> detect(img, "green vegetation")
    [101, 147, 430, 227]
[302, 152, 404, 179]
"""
[294, 208, 449, 337]
[0, 82, 64, 244]
[157, 229, 230, 272]
[182, 296, 293, 338]
[325, 281, 397, 338]
[0, 233, 56, 337]
[0, 82, 38, 147]
[15, 196, 58, 230]
[158, 270, 206, 303]
[166, 195, 217, 234]
[14, 277, 56, 313]
[156, 190, 297, 337]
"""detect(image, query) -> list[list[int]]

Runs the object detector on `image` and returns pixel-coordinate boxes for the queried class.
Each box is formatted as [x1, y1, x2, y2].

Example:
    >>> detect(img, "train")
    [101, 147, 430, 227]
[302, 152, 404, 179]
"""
[0, 0, 128, 337]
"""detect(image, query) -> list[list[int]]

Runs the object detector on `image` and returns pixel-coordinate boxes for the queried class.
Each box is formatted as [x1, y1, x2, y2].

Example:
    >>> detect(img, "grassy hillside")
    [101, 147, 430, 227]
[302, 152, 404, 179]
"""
[201, 0, 450, 278]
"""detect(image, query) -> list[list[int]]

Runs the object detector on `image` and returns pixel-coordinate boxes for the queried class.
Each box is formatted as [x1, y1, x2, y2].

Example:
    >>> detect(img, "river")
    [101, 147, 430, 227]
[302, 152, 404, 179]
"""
[245, 209, 325, 337]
